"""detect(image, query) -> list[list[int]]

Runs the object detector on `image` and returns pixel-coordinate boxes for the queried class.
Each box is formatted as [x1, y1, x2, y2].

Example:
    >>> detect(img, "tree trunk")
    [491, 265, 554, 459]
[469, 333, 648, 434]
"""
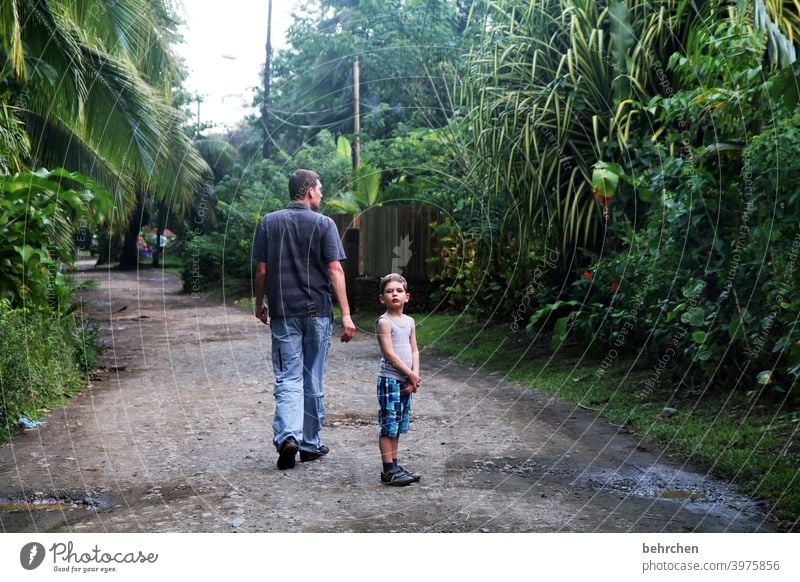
[152, 223, 164, 268]
[119, 189, 146, 270]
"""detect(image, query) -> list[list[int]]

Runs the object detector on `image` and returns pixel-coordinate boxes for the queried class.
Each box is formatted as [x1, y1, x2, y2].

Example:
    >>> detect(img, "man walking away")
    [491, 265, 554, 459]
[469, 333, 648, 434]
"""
[253, 169, 356, 469]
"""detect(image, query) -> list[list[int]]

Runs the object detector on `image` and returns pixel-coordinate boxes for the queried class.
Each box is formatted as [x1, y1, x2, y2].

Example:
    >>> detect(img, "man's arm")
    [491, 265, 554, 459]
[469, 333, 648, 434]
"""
[255, 261, 269, 324]
[327, 260, 355, 342]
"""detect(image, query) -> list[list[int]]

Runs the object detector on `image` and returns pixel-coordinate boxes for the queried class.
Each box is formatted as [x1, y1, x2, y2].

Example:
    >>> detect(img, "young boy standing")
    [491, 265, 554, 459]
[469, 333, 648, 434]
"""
[375, 273, 421, 486]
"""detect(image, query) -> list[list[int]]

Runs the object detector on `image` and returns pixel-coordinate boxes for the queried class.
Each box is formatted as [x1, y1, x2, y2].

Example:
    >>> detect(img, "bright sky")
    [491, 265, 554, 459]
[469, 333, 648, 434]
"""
[175, 1, 295, 131]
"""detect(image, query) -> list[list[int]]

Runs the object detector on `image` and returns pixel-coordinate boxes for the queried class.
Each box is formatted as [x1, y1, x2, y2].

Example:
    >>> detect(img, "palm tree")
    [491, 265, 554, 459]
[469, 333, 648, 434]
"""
[461, 0, 799, 263]
[0, 0, 208, 267]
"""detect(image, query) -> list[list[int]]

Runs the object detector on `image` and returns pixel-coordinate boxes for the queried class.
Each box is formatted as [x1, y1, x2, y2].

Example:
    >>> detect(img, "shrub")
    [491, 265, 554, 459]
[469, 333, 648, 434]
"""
[0, 300, 96, 440]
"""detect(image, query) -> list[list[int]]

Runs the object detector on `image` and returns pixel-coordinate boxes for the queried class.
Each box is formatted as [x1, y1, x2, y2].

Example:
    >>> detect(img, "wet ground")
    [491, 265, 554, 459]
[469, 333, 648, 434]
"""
[0, 265, 783, 532]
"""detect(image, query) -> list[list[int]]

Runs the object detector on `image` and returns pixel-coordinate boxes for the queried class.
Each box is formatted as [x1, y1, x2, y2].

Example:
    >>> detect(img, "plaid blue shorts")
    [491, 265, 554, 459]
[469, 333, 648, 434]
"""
[377, 376, 412, 437]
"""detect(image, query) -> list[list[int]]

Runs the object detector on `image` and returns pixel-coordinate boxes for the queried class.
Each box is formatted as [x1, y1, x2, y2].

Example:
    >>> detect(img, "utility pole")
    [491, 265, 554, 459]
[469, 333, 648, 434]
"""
[353, 56, 361, 169]
[262, 0, 273, 159]
[195, 93, 201, 138]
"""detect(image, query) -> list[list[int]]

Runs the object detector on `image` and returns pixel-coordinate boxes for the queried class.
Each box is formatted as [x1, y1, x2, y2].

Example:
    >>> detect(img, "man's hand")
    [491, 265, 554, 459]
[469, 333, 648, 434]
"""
[340, 314, 356, 342]
[256, 304, 270, 325]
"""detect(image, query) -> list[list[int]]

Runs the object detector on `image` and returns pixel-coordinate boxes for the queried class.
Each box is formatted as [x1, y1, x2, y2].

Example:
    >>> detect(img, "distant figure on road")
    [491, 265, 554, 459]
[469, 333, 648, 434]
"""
[374, 273, 421, 486]
[253, 169, 356, 470]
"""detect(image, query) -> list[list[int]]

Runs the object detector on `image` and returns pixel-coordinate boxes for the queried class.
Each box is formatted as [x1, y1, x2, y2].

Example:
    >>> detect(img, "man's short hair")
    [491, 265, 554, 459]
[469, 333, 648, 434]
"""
[289, 169, 320, 200]
[380, 273, 408, 293]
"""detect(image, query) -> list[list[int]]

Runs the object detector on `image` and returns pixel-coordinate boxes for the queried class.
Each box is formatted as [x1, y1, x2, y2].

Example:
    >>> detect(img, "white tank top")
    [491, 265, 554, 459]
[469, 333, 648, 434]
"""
[376, 313, 413, 380]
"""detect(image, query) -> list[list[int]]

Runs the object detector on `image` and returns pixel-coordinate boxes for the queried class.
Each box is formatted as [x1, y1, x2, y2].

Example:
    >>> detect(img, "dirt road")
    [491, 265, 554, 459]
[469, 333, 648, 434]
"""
[0, 266, 779, 532]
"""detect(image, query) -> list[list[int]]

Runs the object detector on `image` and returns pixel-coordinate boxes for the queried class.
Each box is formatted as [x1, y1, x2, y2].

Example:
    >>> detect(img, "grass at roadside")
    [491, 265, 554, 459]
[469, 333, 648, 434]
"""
[205, 277, 254, 310]
[365, 312, 799, 525]
[0, 308, 98, 445]
[157, 254, 184, 275]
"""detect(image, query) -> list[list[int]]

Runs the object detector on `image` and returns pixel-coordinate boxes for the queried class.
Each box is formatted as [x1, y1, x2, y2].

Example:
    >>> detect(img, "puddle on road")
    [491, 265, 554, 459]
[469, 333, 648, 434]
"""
[0, 492, 112, 513]
[1, 500, 76, 511]
[464, 457, 764, 518]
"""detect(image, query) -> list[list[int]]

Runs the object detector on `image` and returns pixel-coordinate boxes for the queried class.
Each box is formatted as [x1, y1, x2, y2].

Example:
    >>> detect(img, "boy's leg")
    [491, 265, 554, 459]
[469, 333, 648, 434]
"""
[394, 390, 420, 481]
[379, 436, 398, 464]
[378, 377, 399, 464]
[377, 377, 413, 485]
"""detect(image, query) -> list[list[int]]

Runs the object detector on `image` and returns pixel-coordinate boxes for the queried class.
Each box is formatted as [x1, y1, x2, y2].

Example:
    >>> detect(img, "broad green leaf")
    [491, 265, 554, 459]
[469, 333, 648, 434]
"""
[551, 315, 571, 350]
[681, 307, 706, 326]
[336, 136, 352, 161]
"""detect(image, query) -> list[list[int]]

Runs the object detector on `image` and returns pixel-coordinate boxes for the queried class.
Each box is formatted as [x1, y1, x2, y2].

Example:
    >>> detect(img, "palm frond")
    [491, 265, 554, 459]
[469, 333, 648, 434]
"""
[6, 0, 208, 220]
[0, 0, 25, 78]
[756, 0, 799, 67]
[460, 0, 715, 257]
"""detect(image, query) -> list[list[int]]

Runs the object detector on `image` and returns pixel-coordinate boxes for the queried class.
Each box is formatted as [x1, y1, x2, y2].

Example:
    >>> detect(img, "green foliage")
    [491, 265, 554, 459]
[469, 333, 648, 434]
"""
[0, 101, 29, 173]
[290, 130, 353, 198]
[0, 300, 97, 441]
[268, 0, 471, 149]
[444, 1, 800, 398]
[0, 0, 208, 219]
[362, 125, 465, 204]
[460, 0, 704, 258]
[529, 20, 800, 393]
[427, 219, 483, 307]
[180, 157, 287, 292]
[459, 0, 800, 261]
[0, 168, 112, 311]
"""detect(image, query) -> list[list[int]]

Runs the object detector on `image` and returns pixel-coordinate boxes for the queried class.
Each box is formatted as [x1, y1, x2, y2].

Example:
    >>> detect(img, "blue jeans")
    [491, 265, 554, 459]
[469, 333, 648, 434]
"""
[270, 316, 332, 453]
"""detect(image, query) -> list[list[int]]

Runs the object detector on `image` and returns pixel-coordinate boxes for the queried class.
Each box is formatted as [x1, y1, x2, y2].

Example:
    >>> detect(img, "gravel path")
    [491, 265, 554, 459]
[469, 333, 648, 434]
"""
[0, 267, 779, 532]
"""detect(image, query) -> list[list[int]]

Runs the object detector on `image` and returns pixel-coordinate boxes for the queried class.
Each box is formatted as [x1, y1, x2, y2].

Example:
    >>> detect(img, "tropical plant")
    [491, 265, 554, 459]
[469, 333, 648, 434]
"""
[321, 135, 383, 213]
[523, 12, 800, 394]
[460, 0, 800, 262]
[0, 298, 96, 440]
[0, 168, 112, 311]
[0, 0, 209, 267]
[757, 0, 800, 67]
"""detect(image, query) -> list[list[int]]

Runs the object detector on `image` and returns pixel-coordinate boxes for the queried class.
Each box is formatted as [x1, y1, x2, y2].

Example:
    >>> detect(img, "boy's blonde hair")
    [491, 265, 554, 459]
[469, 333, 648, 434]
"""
[379, 273, 408, 293]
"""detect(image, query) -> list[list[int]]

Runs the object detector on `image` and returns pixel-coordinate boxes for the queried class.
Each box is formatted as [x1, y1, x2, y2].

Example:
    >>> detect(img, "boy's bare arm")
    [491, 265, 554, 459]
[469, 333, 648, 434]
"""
[410, 319, 420, 392]
[377, 318, 420, 390]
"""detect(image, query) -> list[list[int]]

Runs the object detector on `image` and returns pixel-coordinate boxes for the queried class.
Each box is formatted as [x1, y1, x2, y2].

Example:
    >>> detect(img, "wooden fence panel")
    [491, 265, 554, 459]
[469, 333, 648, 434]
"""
[330, 205, 439, 282]
[362, 205, 438, 280]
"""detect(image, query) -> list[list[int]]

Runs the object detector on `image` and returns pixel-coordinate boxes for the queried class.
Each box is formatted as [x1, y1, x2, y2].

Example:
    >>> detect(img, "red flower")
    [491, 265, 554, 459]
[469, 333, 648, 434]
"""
[611, 281, 620, 292]
[583, 271, 593, 281]
[593, 187, 613, 204]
